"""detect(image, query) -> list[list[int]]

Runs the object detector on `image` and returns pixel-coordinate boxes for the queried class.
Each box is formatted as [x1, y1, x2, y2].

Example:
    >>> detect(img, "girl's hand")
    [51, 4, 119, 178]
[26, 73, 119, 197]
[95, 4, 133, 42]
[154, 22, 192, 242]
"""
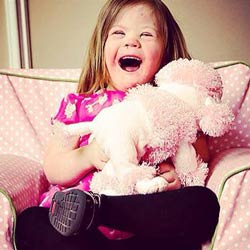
[84, 139, 109, 170]
[157, 162, 181, 191]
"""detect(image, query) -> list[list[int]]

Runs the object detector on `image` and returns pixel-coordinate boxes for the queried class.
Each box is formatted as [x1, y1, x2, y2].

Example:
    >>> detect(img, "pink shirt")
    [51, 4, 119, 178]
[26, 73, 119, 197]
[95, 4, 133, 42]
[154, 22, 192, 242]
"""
[40, 89, 133, 239]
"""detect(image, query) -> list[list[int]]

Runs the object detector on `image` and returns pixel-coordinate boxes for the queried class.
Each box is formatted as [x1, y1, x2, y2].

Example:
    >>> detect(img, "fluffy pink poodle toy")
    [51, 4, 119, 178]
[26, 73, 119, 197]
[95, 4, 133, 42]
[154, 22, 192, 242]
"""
[62, 59, 234, 195]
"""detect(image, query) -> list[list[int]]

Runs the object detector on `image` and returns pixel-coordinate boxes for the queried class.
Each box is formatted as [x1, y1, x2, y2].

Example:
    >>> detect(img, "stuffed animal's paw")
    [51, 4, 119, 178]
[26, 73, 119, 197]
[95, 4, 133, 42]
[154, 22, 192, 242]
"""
[135, 176, 168, 194]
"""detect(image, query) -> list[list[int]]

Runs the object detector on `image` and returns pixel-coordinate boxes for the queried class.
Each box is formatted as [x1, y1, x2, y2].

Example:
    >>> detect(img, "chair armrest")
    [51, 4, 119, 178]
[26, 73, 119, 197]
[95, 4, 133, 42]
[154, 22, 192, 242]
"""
[0, 154, 49, 249]
[0, 154, 49, 213]
[205, 148, 250, 250]
[206, 148, 250, 193]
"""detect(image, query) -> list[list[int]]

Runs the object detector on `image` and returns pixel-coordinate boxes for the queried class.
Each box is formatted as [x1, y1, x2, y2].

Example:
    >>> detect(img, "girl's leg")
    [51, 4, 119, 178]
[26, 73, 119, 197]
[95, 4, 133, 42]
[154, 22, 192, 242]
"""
[100, 186, 219, 245]
[50, 186, 219, 247]
[106, 235, 202, 250]
[15, 207, 105, 250]
[16, 207, 183, 250]
[15, 206, 203, 250]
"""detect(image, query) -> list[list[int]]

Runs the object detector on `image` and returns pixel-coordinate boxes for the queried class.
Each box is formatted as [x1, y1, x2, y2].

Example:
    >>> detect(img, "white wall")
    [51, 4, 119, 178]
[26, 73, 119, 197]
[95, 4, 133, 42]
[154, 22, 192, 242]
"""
[0, 0, 9, 68]
[1, 0, 249, 68]
[164, 0, 250, 63]
[28, 0, 105, 68]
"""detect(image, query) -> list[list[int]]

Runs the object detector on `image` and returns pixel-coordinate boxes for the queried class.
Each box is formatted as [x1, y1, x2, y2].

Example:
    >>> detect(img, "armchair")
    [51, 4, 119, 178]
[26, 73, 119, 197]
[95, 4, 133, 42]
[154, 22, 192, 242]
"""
[0, 62, 249, 250]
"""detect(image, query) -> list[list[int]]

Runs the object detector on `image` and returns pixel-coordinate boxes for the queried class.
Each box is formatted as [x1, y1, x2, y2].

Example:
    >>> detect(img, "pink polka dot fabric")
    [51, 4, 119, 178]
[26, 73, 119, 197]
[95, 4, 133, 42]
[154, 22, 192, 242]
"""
[208, 62, 250, 156]
[204, 148, 250, 250]
[0, 63, 249, 250]
[0, 192, 14, 250]
[0, 154, 49, 249]
[0, 69, 79, 161]
[203, 61, 250, 250]
[0, 69, 79, 248]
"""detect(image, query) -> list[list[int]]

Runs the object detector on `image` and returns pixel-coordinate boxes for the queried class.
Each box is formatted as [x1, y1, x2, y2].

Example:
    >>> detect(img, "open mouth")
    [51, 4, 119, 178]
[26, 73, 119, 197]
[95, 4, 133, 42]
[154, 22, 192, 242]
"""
[119, 56, 142, 72]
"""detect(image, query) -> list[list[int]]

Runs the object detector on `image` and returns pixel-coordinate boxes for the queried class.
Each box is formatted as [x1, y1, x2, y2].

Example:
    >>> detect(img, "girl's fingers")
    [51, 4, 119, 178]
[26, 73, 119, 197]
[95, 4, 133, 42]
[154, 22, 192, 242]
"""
[166, 177, 181, 190]
[160, 171, 176, 182]
[157, 161, 175, 174]
[157, 162, 181, 190]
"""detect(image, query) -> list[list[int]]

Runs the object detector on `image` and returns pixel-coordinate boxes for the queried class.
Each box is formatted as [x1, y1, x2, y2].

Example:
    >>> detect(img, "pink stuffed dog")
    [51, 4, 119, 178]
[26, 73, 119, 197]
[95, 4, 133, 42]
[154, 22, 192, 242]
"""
[63, 59, 234, 195]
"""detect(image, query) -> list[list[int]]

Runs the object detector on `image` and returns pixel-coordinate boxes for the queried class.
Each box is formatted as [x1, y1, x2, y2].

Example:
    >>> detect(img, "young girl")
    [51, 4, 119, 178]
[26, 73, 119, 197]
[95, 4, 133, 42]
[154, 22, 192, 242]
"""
[15, 1, 219, 250]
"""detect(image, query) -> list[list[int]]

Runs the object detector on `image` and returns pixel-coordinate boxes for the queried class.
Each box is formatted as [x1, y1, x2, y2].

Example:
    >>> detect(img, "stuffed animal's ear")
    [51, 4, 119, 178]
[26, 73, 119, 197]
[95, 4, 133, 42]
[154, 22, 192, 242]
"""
[199, 97, 234, 137]
[155, 59, 223, 101]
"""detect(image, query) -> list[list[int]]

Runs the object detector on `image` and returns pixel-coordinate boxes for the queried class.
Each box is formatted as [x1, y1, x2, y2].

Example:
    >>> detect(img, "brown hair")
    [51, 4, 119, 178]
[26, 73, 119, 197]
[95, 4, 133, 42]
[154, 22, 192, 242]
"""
[77, 0, 191, 94]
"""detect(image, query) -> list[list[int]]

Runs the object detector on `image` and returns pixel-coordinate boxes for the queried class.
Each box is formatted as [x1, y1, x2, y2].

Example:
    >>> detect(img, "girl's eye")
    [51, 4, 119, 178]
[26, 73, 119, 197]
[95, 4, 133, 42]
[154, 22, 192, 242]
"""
[112, 30, 125, 36]
[141, 32, 153, 37]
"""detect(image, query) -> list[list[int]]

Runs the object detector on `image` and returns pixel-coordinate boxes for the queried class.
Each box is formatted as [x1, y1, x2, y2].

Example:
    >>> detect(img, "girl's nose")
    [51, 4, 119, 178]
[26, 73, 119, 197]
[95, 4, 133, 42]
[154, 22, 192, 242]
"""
[124, 36, 141, 48]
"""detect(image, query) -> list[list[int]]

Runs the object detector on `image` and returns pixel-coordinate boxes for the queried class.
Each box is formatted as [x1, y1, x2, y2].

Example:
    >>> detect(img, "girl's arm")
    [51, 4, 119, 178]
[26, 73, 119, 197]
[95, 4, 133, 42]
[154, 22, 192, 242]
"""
[193, 133, 210, 163]
[43, 134, 108, 187]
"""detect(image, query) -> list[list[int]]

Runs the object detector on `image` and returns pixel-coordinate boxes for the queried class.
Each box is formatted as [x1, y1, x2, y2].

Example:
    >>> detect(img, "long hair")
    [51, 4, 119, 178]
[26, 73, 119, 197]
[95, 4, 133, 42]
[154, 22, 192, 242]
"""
[77, 0, 191, 94]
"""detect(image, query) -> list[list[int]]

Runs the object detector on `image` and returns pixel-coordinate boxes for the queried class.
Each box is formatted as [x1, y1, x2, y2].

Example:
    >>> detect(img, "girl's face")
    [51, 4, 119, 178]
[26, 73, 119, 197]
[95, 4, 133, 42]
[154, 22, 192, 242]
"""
[104, 3, 164, 91]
